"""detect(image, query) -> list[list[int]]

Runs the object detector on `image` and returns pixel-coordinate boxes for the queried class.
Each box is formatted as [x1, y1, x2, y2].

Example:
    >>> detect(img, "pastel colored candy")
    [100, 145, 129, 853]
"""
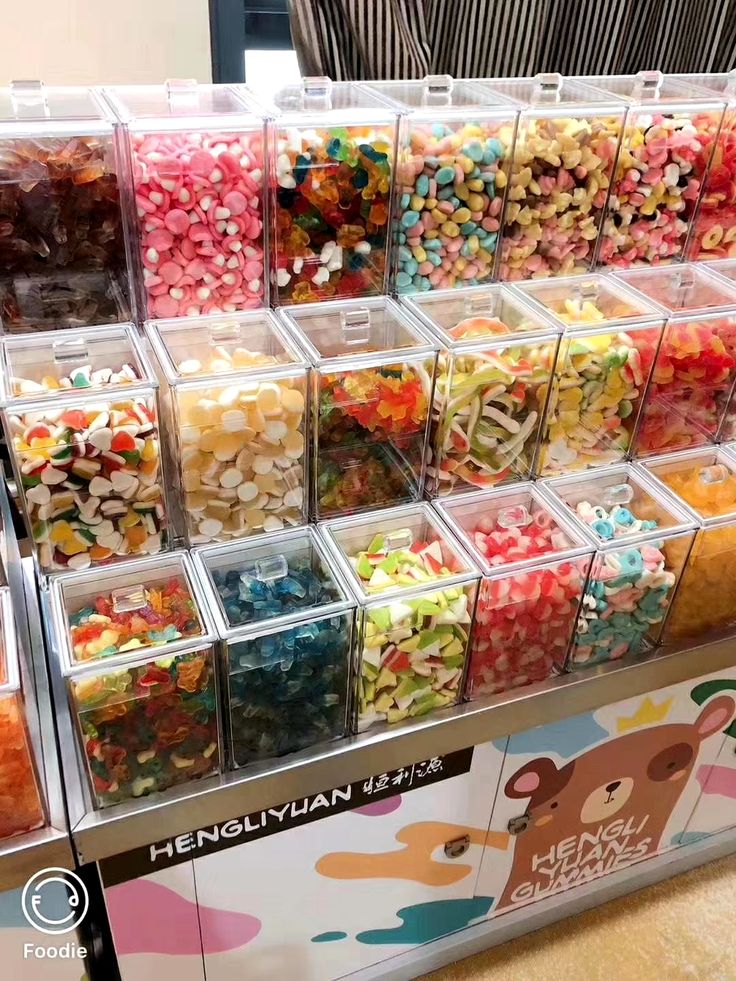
[687, 109, 736, 260]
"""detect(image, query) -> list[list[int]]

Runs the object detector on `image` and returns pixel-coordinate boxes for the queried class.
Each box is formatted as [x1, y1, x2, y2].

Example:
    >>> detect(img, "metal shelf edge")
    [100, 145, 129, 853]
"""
[0, 826, 74, 892]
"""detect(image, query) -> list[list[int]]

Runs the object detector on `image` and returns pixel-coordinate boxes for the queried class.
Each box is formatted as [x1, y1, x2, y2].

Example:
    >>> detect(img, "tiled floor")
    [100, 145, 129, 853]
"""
[423, 855, 736, 981]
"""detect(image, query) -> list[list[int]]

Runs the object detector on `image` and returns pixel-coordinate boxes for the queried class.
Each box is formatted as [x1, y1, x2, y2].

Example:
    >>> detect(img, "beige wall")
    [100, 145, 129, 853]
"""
[1, 1, 212, 85]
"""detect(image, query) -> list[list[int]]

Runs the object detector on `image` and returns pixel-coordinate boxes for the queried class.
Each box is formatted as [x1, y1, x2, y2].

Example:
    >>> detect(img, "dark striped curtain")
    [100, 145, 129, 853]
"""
[287, 0, 736, 79]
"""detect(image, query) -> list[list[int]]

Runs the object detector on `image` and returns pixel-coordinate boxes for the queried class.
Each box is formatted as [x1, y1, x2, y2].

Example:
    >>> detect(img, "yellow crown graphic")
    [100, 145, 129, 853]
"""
[617, 697, 673, 733]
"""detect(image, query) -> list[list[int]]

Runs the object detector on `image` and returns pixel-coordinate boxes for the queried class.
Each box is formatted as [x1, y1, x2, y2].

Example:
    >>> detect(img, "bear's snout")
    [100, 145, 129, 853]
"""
[580, 776, 634, 824]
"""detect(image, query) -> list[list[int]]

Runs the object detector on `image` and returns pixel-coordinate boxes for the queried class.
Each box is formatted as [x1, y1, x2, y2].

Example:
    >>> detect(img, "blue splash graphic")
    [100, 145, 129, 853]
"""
[356, 896, 494, 945]
[0, 881, 72, 930]
[670, 830, 712, 847]
[497, 712, 608, 759]
[311, 931, 348, 943]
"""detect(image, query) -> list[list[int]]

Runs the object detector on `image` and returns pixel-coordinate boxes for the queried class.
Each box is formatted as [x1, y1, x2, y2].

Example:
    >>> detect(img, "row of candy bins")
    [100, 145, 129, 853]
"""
[614, 264, 736, 454]
[48, 550, 220, 808]
[0, 586, 45, 838]
[0, 324, 167, 574]
[540, 464, 696, 670]
[193, 526, 355, 768]
[513, 274, 664, 475]
[402, 285, 559, 494]
[362, 76, 517, 293]
[278, 296, 438, 519]
[435, 484, 594, 697]
[0, 81, 131, 333]
[146, 309, 308, 545]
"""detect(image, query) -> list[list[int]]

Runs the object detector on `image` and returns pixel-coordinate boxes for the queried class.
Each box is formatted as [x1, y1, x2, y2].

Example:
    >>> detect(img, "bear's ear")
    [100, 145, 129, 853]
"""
[694, 695, 736, 740]
[505, 758, 573, 802]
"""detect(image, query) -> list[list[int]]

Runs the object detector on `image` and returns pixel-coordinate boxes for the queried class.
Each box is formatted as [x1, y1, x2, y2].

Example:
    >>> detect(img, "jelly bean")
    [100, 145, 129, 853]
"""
[0, 692, 44, 839]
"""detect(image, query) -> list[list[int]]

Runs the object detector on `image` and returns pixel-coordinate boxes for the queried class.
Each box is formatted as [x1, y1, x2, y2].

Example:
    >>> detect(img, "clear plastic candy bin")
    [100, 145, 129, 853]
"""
[514, 273, 666, 475]
[541, 464, 695, 669]
[278, 296, 437, 518]
[402, 284, 559, 495]
[322, 502, 480, 731]
[105, 80, 266, 319]
[268, 77, 398, 304]
[436, 484, 594, 697]
[362, 75, 518, 292]
[0, 81, 131, 332]
[146, 310, 308, 545]
[49, 551, 220, 808]
[194, 526, 355, 768]
[0, 324, 168, 573]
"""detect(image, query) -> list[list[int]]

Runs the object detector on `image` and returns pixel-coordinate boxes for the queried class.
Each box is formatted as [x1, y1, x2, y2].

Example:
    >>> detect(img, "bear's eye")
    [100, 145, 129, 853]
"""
[647, 742, 694, 781]
[550, 801, 558, 809]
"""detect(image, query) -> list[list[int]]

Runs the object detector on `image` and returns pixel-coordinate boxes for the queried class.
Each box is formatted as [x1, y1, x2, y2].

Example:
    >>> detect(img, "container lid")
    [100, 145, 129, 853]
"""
[267, 77, 396, 124]
[668, 71, 736, 101]
[0, 81, 116, 135]
[146, 310, 307, 386]
[615, 265, 736, 318]
[278, 296, 437, 367]
[362, 75, 517, 116]
[195, 526, 354, 638]
[641, 447, 736, 528]
[402, 284, 559, 349]
[483, 73, 627, 112]
[0, 587, 19, 694]
[575, 70, 727, 108]
[104, 80, 262, 128]
[0, 324, 155, 404]
[703, 258, 736, 285]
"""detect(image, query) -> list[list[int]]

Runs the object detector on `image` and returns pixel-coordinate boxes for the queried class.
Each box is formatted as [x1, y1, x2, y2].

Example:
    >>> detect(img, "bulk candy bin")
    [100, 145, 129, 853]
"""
[402, 284, 559, 495]
[542, 464, 695, 669]
[48, 551, 220, 807]
[0, 586, 45, 839]
[268, 77, 397, 304]
[362, 75, 518, 292]
[0, 81, 131, 332]
[146, 310, 308, 545]
[482, 74, 626, 280]
[322, 502, 480, 731]
[514, 274, 665, 475]
[0, 324, 167, 573]
[616, 264, 736, 455]
[436, 484, 593, 697]
[642, 447, 736, 643]
[105, 81, 266, 319]
[278, 296, 437, 518]
[194, 526, 355, 768]
[585, 71, 726, 268]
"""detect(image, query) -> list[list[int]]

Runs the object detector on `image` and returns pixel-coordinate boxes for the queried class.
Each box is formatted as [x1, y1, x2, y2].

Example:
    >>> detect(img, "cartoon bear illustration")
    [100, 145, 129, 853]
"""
[496, 695, 736, 911]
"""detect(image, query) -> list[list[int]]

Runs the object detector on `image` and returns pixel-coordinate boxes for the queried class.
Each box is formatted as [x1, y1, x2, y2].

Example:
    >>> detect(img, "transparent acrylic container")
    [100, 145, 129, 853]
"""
[194, 526, 355, 768]
[514, 274, 666, 475]
[541, 464, 696, 669]
[402, 284, 559, 495]
[641, 447, 736, 642]
[0, 587, 45, 838]
[436, 484, 593, 698]
[361, 75, 518, 292]
[615, 264, 736, 454]
[146, 310, 308, 545]
[0, 81, 131, 332]
[278, 296, 438, 519]
[482, 74, 626, 280]
[584, 72, 727, 269]
[104, 81, 266, 319]
[268, 77, 398, 304]
[322, 502, 480, 731]
[49, 551, 220, 808]
[0, 324, 168, 574]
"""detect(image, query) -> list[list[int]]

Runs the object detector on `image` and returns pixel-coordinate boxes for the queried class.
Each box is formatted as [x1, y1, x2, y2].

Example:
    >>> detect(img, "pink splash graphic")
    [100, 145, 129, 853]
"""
[106, 879, 261, 955]
[696, 763, 736, 799]
[354, 795, 402, 816]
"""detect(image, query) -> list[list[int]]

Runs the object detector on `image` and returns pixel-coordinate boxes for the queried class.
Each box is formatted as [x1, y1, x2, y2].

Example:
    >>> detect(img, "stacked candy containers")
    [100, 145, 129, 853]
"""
[642, 448, 736, 642]
[0, 587, 45, 838]
[268, 77, 397, 304]
[0, 324, 167, 573]
[362, 75, 518, 292]
[542, 464, 695, 669]
[105, 81, 266, 318]
[402, 284, 559, 494]
[482, 74, 626, 280]
[146, 310, 308, 544]
[0, 81, 131, 331]
[616, 264, 736, 454]
[515, 274, 666, 475]
[278, 296, 437, 518]
[322, 502, 480, 730]
[587, 71, 726, 268]
[194, 526, 355, 767]
[436, 484, 593, 697]
[49, 551, 220, 807]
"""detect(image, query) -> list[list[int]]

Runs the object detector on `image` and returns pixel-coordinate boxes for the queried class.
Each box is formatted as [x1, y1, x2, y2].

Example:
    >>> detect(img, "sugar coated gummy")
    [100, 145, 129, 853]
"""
[351, 532, 471, 730]
[0, 693, 44, 838]
[688, 109, 736, 260]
